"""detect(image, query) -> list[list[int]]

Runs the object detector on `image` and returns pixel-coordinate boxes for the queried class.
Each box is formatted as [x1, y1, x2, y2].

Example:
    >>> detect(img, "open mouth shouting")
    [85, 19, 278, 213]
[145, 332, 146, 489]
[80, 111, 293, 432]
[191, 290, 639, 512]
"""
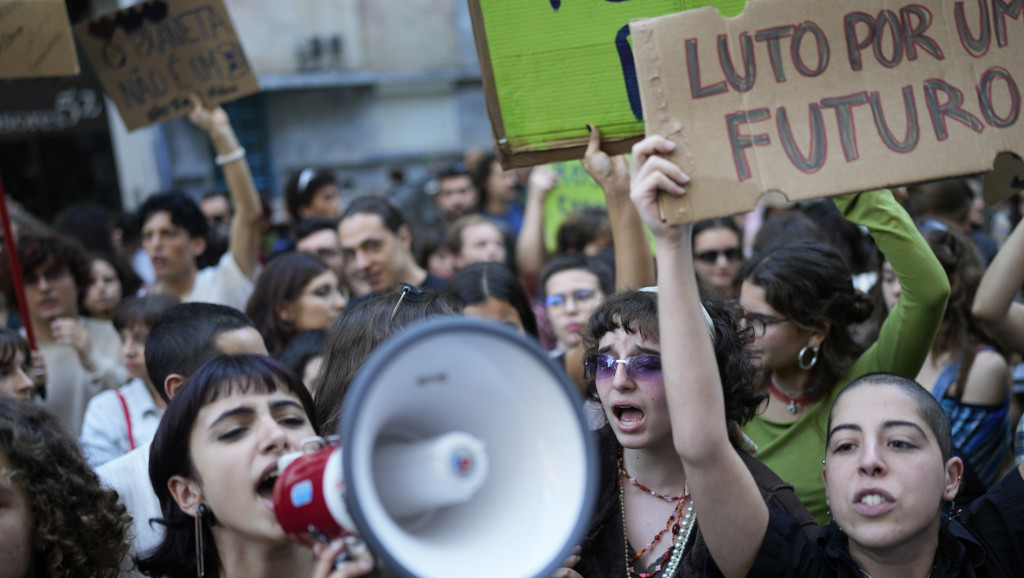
[256, 464, 280, 512]
[852, 488, 895, 517]
[611, 403, 645, 432]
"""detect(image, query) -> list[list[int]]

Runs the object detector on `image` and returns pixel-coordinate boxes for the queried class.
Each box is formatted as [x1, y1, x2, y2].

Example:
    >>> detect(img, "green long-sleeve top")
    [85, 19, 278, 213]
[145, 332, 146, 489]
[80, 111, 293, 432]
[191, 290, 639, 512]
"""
[742, 189, 950, 525]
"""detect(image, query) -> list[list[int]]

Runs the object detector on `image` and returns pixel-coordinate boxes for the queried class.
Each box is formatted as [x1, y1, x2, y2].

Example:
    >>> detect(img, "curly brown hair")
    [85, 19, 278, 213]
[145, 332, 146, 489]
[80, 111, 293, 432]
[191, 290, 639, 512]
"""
[0, 233, 92, 307]
[0, 397, 130, 577]
[580, 290, 765, 429]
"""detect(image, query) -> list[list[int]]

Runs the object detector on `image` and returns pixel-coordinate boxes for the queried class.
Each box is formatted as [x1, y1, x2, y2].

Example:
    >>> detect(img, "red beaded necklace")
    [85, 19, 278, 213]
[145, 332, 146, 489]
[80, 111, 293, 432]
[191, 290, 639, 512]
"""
[618, 462, 687, 503]
[618, 456, 693, 578]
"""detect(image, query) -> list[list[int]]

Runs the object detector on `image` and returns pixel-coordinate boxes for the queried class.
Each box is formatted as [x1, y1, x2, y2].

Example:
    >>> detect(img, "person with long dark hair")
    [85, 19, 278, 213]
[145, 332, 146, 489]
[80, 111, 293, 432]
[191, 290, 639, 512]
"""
[739, 188, 949, 524]
[137, 355, 373, 578]
[245, 252, 346, 357]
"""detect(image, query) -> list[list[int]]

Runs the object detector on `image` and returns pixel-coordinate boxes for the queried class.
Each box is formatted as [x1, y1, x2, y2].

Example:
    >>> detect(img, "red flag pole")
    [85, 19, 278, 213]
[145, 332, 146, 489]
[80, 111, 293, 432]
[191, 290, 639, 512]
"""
[0, 173, 37, 351]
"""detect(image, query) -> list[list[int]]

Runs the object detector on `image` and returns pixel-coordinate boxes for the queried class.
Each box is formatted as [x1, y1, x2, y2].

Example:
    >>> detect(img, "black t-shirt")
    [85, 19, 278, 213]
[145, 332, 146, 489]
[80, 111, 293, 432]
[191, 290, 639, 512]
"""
[347, 275, 449, 308]
[716, 470, 1024, 578]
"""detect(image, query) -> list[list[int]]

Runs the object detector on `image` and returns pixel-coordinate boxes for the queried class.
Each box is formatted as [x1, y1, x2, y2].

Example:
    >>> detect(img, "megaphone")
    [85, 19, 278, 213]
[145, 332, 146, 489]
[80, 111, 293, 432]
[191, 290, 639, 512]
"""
[273, 317, 598, 578]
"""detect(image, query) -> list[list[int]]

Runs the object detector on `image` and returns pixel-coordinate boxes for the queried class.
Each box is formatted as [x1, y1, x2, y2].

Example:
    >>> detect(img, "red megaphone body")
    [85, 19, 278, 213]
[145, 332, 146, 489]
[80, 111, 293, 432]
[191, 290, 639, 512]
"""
[272, 438, 354, 547]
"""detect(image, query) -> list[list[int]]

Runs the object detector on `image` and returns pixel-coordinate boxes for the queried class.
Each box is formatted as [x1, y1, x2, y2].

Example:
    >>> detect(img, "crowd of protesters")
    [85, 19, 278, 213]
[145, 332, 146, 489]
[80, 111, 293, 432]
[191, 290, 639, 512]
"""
[2, 96, 1024, 578]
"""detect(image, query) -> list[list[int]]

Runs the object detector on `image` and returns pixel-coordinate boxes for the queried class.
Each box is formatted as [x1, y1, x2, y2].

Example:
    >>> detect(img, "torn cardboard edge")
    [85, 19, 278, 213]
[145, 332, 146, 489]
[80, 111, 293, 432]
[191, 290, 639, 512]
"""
[631, 0, 1024, 224]
[984, 152, 1024, 206]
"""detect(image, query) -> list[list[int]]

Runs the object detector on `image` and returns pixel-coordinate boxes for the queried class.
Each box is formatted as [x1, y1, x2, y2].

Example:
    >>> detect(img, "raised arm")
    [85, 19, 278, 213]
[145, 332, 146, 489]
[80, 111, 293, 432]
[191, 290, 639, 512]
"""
[583, 125, 655, 290]
[834, 190, 949, 379]
[187, 95, 262, 280]
[515, 166, 559, 295]
[973, 217, 1024, 352]
[630, 136, 766, 578]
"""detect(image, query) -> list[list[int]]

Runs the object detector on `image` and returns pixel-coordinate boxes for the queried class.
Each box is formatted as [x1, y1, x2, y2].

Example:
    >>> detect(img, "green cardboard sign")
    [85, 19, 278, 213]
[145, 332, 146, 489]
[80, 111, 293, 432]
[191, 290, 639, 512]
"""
[469, 0, 748, 168]
[542, 161, 609, 253]
[541, 159, 658, 254]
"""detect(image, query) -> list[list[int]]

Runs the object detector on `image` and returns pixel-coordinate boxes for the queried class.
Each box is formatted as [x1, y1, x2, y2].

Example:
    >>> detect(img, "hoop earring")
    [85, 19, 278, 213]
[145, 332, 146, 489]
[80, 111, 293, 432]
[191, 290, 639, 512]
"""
[797, 345, 819, 370]
[196, 504, 208, 578]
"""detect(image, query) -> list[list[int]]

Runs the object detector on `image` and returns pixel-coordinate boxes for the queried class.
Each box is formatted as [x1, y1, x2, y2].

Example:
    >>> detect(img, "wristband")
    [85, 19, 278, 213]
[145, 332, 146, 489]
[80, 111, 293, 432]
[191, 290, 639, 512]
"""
[215, 147, 246, 166]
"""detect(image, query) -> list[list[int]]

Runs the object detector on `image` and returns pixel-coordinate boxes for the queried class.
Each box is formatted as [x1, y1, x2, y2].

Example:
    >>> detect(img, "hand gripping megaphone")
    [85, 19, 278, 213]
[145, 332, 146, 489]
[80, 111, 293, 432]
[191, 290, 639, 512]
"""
[273, 317, 599, 578]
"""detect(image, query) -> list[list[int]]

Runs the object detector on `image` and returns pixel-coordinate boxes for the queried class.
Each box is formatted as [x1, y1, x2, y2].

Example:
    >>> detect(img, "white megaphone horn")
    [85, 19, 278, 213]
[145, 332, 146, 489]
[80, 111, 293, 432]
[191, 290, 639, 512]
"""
[273, 317, 599, 578]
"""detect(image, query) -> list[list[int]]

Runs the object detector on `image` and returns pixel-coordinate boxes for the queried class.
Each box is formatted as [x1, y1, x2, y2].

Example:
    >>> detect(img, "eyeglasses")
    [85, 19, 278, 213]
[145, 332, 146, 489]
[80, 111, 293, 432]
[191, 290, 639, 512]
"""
[744, 312, 790, 337]
[545, 288, 598, 309]
[695, 248, 742, 264]
[584, 354, 662, 383]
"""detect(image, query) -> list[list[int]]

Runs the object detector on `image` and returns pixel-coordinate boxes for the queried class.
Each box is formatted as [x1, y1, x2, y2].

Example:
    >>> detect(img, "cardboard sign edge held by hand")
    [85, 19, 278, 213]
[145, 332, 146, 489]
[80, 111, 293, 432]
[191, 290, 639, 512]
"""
[467, 0, 665, 171]
[631, 0, 1024, 225]
[72, 0, 261, 132]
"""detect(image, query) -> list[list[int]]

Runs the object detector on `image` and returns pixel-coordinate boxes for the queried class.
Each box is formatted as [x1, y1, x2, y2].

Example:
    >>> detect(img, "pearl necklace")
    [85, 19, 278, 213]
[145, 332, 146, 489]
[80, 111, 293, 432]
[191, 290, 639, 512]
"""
[618, 459, 696, 578]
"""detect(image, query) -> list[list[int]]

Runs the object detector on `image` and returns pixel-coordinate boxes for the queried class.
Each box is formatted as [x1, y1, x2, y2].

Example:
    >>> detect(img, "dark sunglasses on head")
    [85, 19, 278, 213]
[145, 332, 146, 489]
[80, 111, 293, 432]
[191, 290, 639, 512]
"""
[695, 248, 742, 264]
[584, 354, 662, 383]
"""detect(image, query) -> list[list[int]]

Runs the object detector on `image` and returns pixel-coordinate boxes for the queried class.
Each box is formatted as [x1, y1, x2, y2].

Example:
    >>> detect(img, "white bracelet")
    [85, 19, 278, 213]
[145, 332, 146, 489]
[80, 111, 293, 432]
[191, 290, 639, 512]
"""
[215, 147, 246, 166]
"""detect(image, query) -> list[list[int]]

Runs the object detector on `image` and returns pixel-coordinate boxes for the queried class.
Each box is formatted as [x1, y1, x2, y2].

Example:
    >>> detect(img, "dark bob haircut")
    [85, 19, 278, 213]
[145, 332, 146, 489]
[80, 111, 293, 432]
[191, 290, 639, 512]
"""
[140, 354, 318, 578]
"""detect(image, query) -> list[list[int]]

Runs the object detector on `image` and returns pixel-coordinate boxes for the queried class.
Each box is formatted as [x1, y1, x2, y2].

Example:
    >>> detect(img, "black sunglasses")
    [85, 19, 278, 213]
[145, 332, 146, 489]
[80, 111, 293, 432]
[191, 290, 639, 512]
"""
[695, 248, 742, 264]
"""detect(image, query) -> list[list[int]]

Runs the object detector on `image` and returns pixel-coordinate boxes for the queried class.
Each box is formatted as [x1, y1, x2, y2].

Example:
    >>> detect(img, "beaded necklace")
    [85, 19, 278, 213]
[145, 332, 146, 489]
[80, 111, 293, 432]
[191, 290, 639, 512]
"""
[618, 457, 696, 578]
[618, 462, 687, 503]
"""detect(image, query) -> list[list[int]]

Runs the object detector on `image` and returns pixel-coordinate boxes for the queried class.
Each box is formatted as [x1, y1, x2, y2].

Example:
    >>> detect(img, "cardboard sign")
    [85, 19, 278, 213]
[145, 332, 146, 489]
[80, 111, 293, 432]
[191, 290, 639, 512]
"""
[542, 161, 609, 252]
[631, 0, 1024, 223]
[0, 0, 80, 79]
[469, 0, 750, 169]
[983, 152, 1024, 205]
[74, 0, 259, 131]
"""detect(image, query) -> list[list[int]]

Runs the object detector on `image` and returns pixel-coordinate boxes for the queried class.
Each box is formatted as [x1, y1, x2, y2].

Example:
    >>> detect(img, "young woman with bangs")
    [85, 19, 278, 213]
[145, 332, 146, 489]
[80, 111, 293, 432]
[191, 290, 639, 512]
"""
[137, 354, 373, 578]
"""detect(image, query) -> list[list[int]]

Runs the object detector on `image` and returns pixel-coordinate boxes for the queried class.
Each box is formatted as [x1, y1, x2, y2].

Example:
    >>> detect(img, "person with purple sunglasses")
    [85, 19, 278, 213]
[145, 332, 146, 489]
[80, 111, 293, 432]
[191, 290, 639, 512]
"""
[562, 287, 816, 578]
